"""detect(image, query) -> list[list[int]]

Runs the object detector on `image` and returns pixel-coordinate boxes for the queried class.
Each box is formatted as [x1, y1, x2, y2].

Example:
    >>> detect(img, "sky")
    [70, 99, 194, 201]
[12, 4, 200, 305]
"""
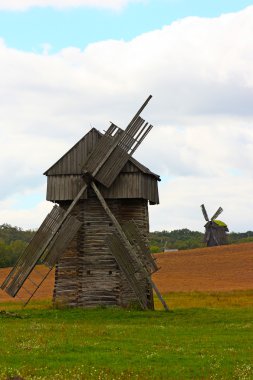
[0, 0, 253, 233]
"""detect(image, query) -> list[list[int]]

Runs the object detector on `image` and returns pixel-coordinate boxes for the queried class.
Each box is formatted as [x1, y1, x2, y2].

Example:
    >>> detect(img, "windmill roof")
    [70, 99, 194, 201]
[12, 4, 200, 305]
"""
[213, 220, 227, 227]
[44, 127, 160, 180]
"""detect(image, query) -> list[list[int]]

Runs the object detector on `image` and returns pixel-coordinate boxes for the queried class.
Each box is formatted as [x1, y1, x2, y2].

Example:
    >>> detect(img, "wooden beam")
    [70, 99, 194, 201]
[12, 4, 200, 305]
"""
[126, 95, 152, 130]
[23, 267, 53, 307]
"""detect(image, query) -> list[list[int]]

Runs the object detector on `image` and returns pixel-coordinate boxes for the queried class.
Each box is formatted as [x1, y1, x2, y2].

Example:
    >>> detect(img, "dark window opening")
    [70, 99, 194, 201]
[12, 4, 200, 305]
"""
[109, 271, 112, 275]
[87, 270, 91, 275]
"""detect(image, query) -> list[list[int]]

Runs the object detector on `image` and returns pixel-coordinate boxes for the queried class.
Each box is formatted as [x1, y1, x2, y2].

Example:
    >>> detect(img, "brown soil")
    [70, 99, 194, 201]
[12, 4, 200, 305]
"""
[0, 242, 252, 302]
[153, 242, 253, 293]
[0, 265, 55, 303]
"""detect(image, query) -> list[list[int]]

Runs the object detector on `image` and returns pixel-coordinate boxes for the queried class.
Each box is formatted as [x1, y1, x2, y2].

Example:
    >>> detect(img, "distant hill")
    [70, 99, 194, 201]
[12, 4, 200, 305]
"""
[1, 223, 253, 267]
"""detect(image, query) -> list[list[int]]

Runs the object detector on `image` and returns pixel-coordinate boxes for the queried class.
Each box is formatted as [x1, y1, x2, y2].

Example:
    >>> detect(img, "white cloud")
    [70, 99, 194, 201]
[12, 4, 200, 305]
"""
[1, 7, 253, 230]
[0, 197, 52, 230]
[0, 0, 142, 11]
[149, 176, 253, 233]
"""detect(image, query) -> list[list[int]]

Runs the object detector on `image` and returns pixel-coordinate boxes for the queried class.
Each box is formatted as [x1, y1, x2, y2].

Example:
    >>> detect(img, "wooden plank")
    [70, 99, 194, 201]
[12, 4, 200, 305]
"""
[46, 172, 159, 204]
[44, 129, 100, 175]
[125, 95, 152, 129]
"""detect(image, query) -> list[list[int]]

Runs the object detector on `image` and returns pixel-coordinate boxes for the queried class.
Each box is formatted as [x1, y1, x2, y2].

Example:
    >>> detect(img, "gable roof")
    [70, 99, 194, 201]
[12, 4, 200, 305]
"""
[44, 128, 160, 180]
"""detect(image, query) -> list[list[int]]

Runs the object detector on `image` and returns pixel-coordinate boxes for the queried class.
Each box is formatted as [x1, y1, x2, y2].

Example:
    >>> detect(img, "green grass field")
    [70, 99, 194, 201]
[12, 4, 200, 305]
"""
[0, 291, 253, 380]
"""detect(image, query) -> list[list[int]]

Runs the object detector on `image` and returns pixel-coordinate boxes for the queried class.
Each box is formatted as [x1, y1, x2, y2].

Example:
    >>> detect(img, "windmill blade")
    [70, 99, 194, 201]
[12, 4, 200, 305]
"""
[1, 206, 81, 300]
[107, 234, 149, 310]
[211, 207, 223, 221]
[1, 205, 64, 297]
[200, 204, 209, 221]
[91, 181, 169, 311]
[42, 215, 82, 268]
[122, 220, 158, 274]
[125, 94, 152, 128]
[82, 96, 153, 188]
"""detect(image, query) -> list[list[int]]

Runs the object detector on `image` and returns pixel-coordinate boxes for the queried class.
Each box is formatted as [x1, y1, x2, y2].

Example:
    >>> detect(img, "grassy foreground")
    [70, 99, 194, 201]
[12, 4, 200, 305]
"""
[0, 291, 252, 380]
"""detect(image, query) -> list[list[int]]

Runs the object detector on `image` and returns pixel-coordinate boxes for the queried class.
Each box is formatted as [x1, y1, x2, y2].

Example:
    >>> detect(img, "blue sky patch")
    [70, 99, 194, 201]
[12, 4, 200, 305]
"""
[0, 0, 252, 52]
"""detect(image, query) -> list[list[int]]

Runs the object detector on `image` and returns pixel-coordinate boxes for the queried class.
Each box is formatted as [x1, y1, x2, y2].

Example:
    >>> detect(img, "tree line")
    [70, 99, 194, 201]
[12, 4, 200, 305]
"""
[1, 223, 253, 267]
[150, 228, 253, 252]
[0, 224, 34, 268]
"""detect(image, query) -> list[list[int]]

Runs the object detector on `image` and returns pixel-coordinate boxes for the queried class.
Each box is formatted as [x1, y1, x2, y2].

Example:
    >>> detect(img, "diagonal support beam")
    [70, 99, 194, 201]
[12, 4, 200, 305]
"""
[91, 181, 169, 311]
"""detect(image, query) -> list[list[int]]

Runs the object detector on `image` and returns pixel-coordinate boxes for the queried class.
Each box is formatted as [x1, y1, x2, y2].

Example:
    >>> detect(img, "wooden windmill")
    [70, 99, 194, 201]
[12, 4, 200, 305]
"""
[1, 95, 168, 311]
[201, 204, 229, 247]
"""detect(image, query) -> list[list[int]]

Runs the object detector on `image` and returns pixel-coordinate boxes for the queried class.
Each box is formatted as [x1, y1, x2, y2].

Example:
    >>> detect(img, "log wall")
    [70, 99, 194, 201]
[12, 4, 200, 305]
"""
[53, 195, 154, 309]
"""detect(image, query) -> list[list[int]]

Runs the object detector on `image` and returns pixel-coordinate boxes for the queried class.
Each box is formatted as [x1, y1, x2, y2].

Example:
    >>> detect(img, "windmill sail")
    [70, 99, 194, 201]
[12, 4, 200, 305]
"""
[122, 220, 158, 274]
[91, 181, 169, 311]
[200, 204, 209, 221]
[1, 205, 81, 299]
[107, 234, 149, 309]
[82, 95, 153, 188]
[211, 207, 223, 221]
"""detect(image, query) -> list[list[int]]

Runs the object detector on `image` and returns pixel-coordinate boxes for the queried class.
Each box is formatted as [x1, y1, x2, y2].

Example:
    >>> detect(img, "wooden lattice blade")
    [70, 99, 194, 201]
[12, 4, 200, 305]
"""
[1, 205, 64, 297]
[91, 181, 169, 311]
[84, 118, 152, 188]
[122, 221, 158, 274]
[82, 97, 153, 188]
[1, 206, 81, 298]
[43, 215, 82, 267]
[107, 234, 149, 310]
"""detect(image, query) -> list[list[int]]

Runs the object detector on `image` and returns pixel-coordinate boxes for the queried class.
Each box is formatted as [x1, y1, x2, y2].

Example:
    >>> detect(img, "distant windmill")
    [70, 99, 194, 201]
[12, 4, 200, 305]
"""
[200, 204, 229, 246]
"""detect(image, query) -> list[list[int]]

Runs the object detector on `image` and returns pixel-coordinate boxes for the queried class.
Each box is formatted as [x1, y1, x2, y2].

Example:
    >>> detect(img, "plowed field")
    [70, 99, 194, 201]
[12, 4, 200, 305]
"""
[153, 242, 253, 293]
[0, 266, 55, 303]
[0, 242, 253, 302]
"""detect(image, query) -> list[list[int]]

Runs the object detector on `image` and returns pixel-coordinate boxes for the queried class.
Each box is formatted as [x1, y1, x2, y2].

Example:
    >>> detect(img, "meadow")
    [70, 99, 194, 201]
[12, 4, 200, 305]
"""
[0, 291, 253, 380]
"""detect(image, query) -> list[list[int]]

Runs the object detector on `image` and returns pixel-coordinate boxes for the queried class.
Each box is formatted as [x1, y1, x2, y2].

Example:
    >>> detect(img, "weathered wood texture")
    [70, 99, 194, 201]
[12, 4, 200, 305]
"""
[53, 196, 154, 309]
[45, 128, 100, 176]
[122, 221, 158, 274]
[46, 124, 158, 309]
[1, 205, 64, 297]
[205, 224, 228, 247]
[1, 205, 82, 300]
[46, 172, 159, 204]
[82, 117, 152, 188]
[45, 128, 159, 204]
